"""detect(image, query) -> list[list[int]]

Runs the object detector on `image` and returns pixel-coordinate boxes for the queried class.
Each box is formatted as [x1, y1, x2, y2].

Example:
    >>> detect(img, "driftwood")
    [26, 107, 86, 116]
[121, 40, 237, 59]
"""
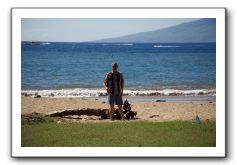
[22, 100, 137, 121]
[113, 99, 137, 120]
[149, 115, 160, 118]
[47, 108, 109, 119]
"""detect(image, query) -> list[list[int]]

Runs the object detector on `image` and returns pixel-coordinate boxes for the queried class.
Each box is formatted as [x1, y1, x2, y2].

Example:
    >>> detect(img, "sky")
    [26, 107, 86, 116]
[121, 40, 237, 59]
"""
[22, 18, 200, 42]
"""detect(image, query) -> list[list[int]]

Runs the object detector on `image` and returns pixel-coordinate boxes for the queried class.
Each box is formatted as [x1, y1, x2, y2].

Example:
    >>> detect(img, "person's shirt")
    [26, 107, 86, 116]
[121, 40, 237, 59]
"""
[113, 73, 119, 94]
[104, 71, 124, 94]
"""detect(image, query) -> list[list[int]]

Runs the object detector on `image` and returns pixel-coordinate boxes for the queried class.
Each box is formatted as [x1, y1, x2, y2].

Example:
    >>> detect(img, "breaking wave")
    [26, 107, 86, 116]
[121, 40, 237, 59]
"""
[153, 45, 180, 48]
[21, 88, 216, 98]
[40, 42, 51, 45]
[102, 43, 133, 46]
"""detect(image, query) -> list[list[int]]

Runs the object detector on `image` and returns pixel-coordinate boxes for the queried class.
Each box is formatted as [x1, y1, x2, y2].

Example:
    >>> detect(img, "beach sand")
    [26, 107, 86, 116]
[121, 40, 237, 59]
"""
[21, 96, 215, 122]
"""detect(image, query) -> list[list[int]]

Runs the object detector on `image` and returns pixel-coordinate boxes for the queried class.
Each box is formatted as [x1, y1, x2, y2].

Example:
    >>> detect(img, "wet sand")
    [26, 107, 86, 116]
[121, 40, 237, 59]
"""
[21, 96, 216, 122]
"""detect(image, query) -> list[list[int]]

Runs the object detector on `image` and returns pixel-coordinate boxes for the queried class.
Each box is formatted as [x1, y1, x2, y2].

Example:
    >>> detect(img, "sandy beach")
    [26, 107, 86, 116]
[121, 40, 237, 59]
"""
[21, 96, 216, 122]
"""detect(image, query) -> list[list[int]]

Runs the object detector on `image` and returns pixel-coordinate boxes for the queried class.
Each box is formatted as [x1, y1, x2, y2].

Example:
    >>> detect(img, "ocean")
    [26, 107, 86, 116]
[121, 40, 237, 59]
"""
[21, 42, 216, 97]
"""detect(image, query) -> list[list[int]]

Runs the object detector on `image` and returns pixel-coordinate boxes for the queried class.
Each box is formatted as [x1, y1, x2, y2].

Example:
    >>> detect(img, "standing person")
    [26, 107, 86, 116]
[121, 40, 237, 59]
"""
[104, 63, 124, 120]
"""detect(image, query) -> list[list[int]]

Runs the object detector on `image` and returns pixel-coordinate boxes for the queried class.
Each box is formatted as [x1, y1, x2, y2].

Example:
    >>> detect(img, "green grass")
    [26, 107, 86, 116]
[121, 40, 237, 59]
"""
[21, 120, 216, 147]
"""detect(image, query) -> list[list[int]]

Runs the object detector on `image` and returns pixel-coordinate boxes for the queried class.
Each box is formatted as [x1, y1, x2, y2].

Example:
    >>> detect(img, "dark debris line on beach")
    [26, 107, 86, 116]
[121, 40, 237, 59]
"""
[22, 108, 136, 122]
[47, 108, 109, 119]
[22, 100, 138, 122]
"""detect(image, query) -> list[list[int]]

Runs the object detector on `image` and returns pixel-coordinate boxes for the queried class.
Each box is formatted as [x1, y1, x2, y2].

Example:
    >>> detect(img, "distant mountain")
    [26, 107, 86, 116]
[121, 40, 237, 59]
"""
[93, 18, 216, 43]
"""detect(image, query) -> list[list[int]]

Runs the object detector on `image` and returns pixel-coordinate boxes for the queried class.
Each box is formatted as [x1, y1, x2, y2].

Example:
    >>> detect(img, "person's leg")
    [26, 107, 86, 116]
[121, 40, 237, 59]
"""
[118, 104, 124, 120]
[109, 104, 115, 120]
[114, 94, 124, 120]
[108, 94, 115, 120]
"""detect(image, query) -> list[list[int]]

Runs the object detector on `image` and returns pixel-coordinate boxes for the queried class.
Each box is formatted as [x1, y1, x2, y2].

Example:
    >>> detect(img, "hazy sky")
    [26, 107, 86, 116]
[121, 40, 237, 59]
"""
[22, 18, 199, 42]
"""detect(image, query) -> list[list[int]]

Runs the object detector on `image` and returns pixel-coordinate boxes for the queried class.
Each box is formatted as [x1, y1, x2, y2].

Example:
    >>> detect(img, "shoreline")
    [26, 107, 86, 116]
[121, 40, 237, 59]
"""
[82, 95, 216, 102]
[21, 94, 216, 102]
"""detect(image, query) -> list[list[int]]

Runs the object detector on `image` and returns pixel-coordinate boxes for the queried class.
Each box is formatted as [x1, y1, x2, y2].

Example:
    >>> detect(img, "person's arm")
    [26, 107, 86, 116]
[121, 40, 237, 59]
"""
[121, 73, 124, 95]
[103, 74, 110, 93]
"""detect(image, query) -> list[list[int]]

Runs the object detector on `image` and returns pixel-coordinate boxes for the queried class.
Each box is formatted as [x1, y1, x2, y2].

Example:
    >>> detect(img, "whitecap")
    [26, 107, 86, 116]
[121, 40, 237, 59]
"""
[21, 88, 216, 98]
[40, 42, 51, 45]
[153, 45, 180, 48]
[102, 43, 133, 46]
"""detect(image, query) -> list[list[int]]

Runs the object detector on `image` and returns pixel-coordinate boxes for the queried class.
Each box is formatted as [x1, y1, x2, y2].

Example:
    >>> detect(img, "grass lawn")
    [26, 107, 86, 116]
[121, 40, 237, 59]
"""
[21, 120, 216, 147]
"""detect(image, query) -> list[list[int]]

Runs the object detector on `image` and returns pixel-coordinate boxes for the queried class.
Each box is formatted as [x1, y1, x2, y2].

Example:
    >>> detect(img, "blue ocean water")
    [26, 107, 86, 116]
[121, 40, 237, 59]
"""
[21, 42, 216, 97]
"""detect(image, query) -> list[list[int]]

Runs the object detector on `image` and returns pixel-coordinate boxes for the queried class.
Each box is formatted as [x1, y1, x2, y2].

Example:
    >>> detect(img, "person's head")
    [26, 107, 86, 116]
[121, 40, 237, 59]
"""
[111, 62, 118, 72]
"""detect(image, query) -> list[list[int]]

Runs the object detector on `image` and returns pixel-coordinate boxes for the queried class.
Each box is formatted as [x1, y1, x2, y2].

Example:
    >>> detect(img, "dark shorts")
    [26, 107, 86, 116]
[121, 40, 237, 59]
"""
[108, 94, 123, 105]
